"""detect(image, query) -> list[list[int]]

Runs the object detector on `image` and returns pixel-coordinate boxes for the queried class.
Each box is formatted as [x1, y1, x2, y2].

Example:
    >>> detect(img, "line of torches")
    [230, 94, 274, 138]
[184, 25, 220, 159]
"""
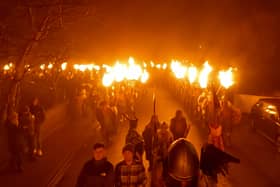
[1, 57, 236, 89]
[170, 60, 236, 89]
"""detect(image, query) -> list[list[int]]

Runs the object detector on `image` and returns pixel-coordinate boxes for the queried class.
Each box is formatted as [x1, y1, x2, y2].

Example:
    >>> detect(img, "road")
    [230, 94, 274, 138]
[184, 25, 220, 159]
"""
[0, 87, 280, 187]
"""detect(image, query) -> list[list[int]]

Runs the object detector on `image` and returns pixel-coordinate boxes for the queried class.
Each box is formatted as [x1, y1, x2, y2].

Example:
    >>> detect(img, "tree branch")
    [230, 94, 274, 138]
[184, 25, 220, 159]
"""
[15, 14, 51, 80]
[59, 0, 63, 27]
[28, 7, 35, 31]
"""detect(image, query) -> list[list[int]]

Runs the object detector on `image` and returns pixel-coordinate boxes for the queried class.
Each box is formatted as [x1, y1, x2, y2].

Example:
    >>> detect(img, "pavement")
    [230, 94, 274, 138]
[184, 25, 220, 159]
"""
[0, 104, 66, 171]
[0, 87, 280, 187]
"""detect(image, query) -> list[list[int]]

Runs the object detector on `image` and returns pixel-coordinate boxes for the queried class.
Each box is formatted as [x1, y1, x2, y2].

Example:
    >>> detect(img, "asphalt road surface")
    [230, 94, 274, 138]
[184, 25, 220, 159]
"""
[1, 87, 280, 187]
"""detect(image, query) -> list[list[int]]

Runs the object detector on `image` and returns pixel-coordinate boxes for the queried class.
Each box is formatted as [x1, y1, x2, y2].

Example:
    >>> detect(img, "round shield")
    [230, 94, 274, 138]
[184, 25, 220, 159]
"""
[167, 138, 199, 182]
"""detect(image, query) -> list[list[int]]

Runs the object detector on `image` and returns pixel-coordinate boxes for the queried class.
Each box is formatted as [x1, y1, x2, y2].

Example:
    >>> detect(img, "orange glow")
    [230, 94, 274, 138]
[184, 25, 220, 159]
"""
[140, 69, 149, 83]
[40, 64, 46, 70]
[3, 64, 10, 71]
[156, 64, 161, 69]
[113, 61, 127, 82]
[218, 67, 234, 89]
[61, 62, 67, 71]
[170, 60, 187, 79]
[126, 57, 142, 80]
[187, 65, 197, 84]
[102, 73, 114, 87]
[199, 61, 212, 88]
[48, 63, 53, 69]
[143, 62, 147, 68]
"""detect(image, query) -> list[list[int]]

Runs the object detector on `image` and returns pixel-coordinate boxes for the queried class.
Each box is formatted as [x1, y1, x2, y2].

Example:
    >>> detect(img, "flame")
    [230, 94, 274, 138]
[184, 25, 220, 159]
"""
[102, 73, 114, 87]
[162, 63, 167, 70]
[128, 57, 135, 65]
[87, 64, 94, 71]
[143, 62, 147, 68]
[79, 65, 87, 72]
[199, 61, 212, 88]
[61, 62, 67, 71]
[93, 65, 100, 71]
[73, 64, 100, 72]
[48, 63, 53, 69]
[113, 61, 127, 82]
[102, 64, 111, 72]
[126, 58, 142, 80]
[187, 66, 197, 84]
[3, 64, 10, 71]
[156, 64, 161, 69]
[218, 67, 234, 89]
[140, 69, 149, 83]
[40, 64, 46, 70]
[150, 61, 155, 68]
[170, 60, 187, 79]
[101, 57, 150, 86]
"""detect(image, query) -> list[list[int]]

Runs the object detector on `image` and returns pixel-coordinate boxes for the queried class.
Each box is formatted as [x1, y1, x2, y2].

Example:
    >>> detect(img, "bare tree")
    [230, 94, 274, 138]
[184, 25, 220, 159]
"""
[0, 0, 95, 115]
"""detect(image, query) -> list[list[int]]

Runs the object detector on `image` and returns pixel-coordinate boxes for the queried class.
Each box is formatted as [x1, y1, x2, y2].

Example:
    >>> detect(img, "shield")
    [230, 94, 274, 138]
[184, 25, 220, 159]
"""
[167, 138, 199, 182]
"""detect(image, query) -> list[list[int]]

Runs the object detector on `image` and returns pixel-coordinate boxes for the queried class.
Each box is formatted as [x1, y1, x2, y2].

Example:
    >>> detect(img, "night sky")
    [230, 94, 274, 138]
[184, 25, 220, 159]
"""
[1, 0, 280, 94]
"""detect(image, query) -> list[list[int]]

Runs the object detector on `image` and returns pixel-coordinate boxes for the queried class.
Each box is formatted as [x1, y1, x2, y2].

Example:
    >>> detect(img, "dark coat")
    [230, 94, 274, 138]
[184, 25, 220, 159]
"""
[76, 158, 114, 187]
[30, 104, 45, 125]
[142, 122, 160, 161]
[126, 129, 144, 155]
[170, 117, 189, 140]
[19, 112, 34, 135]
[6, 121, 24, 154]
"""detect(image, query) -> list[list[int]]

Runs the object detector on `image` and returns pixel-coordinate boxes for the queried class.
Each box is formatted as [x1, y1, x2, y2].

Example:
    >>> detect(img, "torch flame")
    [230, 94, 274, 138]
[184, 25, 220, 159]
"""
[126, 58, 142, 80]
[128, 57, 135, 65]
[48, 63, 53, 69]
[87, 64, 94, 71]
[143, 62, 147, 68]
[170, 60, 187, 79]
[73, 64, 100, 72]
[199, 61, 212, 88]
[218, 67, 234, 89]
[3, 64, 10, 71]
[102, 73, 114, 87]
[93, 65, 100, 71]
[61, 62, 67, 71]
[187, 66, 197, 84]
[40, 64, 46, 70]
[156, 64, 161, 69]
[113, 61, 127, 82]
[140, 69, 149, 83]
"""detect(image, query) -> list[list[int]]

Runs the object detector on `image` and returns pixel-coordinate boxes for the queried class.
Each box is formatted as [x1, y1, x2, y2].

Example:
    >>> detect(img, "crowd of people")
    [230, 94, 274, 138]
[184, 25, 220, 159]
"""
[5, 97, 45, 172]
[3, 73, 241, 187]
[73, 77, 241, 187]
[76, 109, 201, 187]
[165, 75, 241, 150]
